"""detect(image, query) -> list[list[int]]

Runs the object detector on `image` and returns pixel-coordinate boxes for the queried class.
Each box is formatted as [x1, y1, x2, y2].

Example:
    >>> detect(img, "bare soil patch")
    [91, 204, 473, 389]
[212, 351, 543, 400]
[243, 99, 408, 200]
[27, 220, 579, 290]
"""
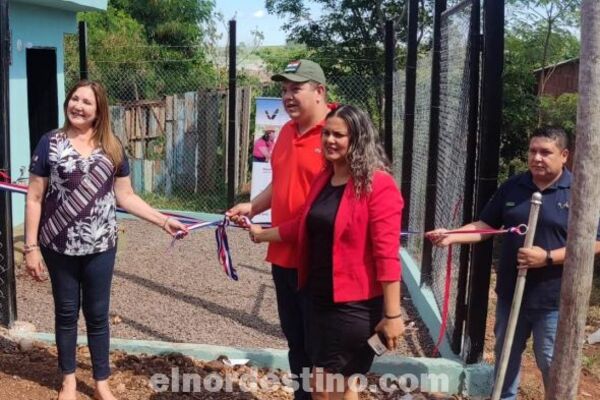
[3, 219, 445, 399]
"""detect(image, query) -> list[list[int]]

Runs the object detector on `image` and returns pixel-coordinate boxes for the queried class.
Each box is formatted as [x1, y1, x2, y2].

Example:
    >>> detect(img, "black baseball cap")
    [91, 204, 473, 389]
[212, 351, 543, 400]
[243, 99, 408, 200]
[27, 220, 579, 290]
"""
[271, 59, 326, 85]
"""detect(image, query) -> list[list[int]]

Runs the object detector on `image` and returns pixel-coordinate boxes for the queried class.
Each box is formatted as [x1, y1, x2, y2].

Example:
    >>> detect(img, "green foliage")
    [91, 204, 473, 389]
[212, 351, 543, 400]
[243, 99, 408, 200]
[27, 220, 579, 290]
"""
[145, 135, 166, 161]
[139, 190, 226, 213]
[502, 32, 541, 164]
[77, 6, 160, 100]
[539, 93, 578, 137]
[265, 0, 431, 63]
[264, 0, 432, 125]
[506, 0, 581, 31]
[111, 0, 214, 47]
[69, 0, 220, 102]
[501, 1, 580, 179]
[64, 6, 150, 89]
[257, 44, 312, 77]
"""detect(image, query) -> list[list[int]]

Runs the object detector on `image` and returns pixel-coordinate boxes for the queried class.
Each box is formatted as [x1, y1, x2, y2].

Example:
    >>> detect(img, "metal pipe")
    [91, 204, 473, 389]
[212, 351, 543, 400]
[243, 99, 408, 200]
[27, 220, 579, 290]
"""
[491, 192, 543, 399]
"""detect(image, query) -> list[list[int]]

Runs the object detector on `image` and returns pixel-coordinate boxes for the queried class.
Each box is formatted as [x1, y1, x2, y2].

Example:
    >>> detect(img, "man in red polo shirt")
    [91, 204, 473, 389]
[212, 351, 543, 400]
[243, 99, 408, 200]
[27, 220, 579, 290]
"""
[227, 59, 332, 399]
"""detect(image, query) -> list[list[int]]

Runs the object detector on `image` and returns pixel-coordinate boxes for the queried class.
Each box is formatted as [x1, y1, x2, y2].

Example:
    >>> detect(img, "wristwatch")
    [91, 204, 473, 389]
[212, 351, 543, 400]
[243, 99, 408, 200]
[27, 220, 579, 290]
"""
[546, 249, 553, 267]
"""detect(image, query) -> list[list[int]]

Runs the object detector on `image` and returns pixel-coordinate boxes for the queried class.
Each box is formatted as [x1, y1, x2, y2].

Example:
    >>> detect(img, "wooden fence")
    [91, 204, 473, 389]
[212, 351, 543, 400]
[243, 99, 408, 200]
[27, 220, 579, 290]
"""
[110, 88, 252, 198]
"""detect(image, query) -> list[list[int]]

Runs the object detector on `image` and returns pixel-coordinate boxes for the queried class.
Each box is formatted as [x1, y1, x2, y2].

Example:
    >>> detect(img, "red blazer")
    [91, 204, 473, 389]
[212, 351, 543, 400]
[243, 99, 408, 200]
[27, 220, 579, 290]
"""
[279, 170, 403, 303]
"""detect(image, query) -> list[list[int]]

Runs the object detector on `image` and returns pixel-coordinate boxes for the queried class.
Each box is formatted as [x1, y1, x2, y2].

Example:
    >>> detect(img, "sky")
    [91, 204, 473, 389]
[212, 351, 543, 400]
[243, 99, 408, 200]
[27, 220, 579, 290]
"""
[213, 0, 287, 46]
[213, 0, 321, 47]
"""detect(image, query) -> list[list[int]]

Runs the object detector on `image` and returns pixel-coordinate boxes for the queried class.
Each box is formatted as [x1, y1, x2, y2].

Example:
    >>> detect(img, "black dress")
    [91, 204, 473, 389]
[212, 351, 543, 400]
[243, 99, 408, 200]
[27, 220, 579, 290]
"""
[306, 181, 383, 376]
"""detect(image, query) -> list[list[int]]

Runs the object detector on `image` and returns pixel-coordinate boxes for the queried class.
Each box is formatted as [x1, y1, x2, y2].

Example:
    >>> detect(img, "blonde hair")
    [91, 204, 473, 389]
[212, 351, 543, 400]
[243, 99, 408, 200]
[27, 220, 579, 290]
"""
[63, 80, 123, 168]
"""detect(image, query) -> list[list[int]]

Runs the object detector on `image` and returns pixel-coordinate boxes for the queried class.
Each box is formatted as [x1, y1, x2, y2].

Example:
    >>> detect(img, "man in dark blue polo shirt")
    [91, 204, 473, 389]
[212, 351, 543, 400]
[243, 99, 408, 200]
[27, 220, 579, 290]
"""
[428, 126, 600, 399]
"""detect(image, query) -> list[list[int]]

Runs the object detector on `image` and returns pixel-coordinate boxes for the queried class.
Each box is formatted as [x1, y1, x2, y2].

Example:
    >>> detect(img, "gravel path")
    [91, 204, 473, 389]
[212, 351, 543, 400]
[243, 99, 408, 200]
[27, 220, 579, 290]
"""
[16, 219, 435, 356]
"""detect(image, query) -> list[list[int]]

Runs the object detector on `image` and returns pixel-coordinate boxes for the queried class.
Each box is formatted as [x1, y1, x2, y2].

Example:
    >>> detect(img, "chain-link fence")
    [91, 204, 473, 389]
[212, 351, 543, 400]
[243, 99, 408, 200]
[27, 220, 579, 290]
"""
[61, 9, 476, 354]
[404, 52, 433, 265]
[66, 43, 235, 213]
[64, 41, 386, 214]
[394, 0, 480, 354]
[0, 195, 15, 326]
[391, 69, 405, 183]
[0, 220, 7, 324]
[430, 0, 477, 349]
[241, 53, 386, 128]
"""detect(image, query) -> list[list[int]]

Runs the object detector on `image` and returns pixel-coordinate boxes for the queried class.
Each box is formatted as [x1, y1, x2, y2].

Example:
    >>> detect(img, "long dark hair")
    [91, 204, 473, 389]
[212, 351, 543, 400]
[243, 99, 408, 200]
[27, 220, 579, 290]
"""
[325, 105, 390, 196]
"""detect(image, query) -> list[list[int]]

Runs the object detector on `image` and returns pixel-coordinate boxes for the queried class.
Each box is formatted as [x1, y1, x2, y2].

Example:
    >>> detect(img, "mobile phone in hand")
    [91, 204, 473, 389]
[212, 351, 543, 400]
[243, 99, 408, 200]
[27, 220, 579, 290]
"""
[367, 332, 388, 356]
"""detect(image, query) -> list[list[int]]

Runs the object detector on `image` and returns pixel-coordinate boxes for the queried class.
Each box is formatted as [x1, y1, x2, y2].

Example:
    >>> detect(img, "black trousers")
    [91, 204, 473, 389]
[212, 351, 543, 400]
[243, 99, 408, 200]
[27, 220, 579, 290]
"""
[271, 265, 311, 400]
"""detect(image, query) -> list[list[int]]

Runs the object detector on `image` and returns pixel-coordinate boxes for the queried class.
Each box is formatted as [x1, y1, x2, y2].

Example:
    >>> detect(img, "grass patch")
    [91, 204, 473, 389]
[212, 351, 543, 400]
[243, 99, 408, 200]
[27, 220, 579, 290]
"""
[588, 264, 600, 326]
[138, 190, 252, 214]
[582, 353, 600, 370]
[139, 191, 227, 213]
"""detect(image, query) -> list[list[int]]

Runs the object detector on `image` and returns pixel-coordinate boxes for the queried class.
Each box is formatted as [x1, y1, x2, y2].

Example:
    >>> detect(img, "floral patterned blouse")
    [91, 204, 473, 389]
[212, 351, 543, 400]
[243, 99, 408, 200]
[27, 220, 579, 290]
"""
[29, 130, 130, 256]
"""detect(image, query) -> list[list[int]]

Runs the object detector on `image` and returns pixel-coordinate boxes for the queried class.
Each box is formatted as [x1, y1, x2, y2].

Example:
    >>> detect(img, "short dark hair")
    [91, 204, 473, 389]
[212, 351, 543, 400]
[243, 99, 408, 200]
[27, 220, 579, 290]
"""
[530, 126, 569, 150]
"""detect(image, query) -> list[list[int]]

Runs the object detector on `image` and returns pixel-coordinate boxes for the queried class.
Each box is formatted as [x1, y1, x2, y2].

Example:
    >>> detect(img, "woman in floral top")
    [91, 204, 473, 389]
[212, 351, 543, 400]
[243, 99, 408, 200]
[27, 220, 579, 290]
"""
[25, 80, 187, 400]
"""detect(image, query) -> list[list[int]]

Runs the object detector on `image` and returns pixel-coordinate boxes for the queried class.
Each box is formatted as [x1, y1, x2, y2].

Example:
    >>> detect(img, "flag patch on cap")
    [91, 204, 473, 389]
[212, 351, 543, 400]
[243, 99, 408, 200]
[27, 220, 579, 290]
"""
[284, 61, 301, 73]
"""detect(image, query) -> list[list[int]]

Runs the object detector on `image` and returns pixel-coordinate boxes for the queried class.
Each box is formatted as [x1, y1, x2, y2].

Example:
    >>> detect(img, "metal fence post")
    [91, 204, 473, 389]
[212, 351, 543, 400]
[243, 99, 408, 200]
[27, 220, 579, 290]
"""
[384, 20, 395, 162]
[452, 0, 482, 355]
[0, 0, 17, 328]
[464, 0, 505, 364]
[401, 0, 419, 225]
[227, 20, 237, 209]
[421, 0, 447, 285]
[79, 21, 88, 81]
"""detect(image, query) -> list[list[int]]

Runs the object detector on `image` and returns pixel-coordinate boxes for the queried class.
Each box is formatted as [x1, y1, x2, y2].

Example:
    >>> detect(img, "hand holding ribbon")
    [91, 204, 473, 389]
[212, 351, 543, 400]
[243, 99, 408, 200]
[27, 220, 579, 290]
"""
[162, 216, 189, 237]
[423, 223, 528, 354]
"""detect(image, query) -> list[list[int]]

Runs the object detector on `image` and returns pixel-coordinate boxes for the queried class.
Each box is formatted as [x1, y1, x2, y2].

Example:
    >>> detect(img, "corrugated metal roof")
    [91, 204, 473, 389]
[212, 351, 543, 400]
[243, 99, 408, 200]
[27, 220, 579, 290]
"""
[533, 57, 579, 73]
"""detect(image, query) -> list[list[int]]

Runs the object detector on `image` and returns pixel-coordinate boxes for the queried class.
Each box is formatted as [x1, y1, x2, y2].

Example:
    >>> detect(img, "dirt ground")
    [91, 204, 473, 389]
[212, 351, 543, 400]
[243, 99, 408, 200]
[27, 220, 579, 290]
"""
[2, 219, 599, 399]
[14, 220, 435, 355]
[0, 333, 464, 400]
[2, 219, 444, 399]
[482, 274, 600, 399]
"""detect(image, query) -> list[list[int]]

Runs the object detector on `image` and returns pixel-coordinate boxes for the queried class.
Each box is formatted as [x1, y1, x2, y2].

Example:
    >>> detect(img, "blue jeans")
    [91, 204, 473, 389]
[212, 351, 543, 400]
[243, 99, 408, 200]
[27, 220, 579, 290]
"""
[271, 265, 311, 400]
[42, 246, 116, 381]
[494, 297, 559, 400]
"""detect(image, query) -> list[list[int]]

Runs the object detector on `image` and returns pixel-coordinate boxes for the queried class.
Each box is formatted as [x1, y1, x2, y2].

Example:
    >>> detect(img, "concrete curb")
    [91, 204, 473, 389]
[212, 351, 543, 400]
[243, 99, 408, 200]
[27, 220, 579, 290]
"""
[12, 331, 491, 397]
[400, 249, 494, 397]
[10, 212, 493, 397]
[400, 249, 457, 361]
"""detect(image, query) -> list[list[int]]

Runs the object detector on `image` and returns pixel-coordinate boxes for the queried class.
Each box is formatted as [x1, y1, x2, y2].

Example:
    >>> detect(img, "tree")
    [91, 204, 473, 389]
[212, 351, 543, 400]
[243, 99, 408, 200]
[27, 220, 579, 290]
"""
[65, 6, 155, 100]
[539, 93, 578, 136]
[72, 0, 221, 100]
[264, 0, 432, 127]
[111, 0, 213, 48]
[507, 1, 580, 118]
[255, 43, 313, 95]
[546, 1, 600, 398]
[109, 0, 218, 93]
[500, 6, 579, 178]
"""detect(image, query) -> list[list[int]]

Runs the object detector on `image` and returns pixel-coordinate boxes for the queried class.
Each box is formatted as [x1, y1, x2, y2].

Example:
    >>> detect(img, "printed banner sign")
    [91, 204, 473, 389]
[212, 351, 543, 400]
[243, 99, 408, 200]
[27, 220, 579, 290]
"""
[250, 97, 290, 223]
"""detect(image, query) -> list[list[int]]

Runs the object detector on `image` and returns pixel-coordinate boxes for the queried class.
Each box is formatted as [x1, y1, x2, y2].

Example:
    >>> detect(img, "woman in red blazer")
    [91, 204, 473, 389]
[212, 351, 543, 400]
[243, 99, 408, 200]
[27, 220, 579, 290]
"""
[248, 105, 404, 399]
